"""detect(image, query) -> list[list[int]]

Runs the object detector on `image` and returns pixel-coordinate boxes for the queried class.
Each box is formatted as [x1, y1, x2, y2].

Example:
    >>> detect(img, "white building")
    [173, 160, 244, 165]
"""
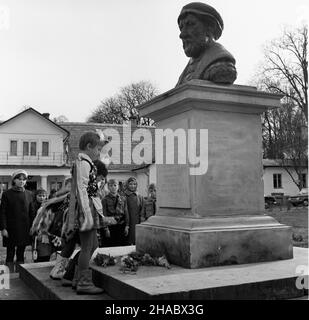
[0, 109, 156, 197]
[263, 159, 308, 196]
[0, 108, 70, 193]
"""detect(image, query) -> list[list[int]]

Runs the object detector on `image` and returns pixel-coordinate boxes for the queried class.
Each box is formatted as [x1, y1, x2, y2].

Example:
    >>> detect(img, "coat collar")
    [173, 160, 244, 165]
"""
[125, 189, 138, 196]
[77, 153, 93, 164]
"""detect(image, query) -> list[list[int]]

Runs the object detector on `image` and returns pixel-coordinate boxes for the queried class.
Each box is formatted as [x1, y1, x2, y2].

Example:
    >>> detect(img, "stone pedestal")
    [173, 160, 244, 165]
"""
[136, 80, 293, 268]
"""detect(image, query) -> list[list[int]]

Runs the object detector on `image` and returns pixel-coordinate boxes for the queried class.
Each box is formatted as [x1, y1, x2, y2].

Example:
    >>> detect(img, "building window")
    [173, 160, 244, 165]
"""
[301, 174, 307, 188]
[50, 181, 62, 192]
[22, 141, 37, 156]
[23, 141, 29, 156]
[10, 140, 17, 156]
[42, 141, 49, 156]
[273, 173, 282, 189]
[30, 142, 37, 156]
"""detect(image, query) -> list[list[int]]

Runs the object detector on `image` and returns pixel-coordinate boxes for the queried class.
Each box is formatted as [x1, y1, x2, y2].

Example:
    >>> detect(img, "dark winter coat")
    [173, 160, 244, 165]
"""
[125, 190, 144, 245]
[0, 188, 35, 247]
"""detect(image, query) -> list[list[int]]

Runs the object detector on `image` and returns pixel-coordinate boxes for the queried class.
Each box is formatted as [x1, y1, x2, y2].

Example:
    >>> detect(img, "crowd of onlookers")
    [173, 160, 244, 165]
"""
[0, 131, 156, 295]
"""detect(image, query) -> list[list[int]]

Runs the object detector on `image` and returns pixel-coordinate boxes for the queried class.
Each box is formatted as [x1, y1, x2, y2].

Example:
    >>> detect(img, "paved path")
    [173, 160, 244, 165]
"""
[0, 235, 38, 299]
[0, 273, 38, 300]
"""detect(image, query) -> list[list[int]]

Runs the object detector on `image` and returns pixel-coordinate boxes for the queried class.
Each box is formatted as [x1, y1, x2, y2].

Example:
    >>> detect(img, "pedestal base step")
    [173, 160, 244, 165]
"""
[19, 246, 135, 300]
[92, 247, 308, 300]
[136, 215, 293, 268]
[18, 247, 307, 300]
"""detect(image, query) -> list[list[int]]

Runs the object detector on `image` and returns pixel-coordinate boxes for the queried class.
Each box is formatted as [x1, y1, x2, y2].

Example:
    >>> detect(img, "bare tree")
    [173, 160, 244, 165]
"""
[258, 24, 308, 122]
[87, 81, 158, 126]
[255, 24, 308, 191]
[262, 101, 307, 190]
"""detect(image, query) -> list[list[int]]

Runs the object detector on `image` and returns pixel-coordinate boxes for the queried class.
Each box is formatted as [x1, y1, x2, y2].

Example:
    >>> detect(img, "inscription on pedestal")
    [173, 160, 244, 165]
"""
[158, 165, 191, 208]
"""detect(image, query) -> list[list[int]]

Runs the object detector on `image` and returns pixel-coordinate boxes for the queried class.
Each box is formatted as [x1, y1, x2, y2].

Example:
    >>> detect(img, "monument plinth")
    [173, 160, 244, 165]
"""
[136, 80, 293, 268]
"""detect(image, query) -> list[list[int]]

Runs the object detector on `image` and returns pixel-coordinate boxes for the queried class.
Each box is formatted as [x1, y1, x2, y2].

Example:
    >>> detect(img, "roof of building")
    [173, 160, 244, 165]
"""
[263, 159, 308, 167]
[0, 108, 70, 140]
[0, 164, 70, 169]
[60, 122, 155, 171]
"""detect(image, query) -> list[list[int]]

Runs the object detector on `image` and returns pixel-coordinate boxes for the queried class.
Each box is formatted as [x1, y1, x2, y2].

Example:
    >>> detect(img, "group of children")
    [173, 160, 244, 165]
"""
[0, 131, 156, 295]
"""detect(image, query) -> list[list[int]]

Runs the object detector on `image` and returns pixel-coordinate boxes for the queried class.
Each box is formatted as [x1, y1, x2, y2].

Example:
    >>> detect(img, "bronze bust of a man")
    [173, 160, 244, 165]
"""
[176, 2, 237, 86]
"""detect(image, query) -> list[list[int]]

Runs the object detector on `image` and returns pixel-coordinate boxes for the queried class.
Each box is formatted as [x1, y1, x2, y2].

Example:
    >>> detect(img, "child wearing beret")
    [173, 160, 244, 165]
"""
[0, 170, 36, 272]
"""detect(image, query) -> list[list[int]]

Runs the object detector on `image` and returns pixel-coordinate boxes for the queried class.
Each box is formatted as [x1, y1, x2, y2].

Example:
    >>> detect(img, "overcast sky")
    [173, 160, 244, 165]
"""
[0, 0, 308, 122]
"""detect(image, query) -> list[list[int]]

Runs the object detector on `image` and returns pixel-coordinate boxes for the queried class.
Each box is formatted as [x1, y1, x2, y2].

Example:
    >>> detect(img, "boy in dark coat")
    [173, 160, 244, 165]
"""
[0, 170, 35, 272]
[101, 179, 129, 247]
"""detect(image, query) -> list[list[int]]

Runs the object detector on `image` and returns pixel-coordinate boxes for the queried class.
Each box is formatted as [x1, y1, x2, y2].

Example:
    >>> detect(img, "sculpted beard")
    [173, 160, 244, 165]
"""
[182, 37, 206, 58]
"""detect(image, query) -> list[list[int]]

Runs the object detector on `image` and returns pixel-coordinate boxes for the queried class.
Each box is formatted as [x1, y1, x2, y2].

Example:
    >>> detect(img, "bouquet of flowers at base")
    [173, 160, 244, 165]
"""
[119, 251, 171, 273]
[94, 253, 116, 267]
[120, 255, 139, 273]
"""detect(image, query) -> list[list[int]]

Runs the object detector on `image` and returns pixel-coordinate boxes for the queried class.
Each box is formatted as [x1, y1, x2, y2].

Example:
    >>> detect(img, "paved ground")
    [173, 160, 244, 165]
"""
[0, 235, 53, 300]
[0, 273, 38, 300]
[0, 235, 34, 265]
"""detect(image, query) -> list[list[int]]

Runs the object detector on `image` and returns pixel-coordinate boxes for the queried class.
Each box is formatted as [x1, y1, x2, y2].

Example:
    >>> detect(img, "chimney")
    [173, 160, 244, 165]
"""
[130, 115, 139, 126]
[42, 113, 50, 119]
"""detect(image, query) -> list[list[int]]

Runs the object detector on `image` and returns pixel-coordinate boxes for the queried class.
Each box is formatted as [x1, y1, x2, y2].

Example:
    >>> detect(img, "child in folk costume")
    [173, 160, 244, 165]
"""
[124, 177, 144, 245]
[31, 181, 71, 265]
[60, 159, 111, 289]
[62, 131, 116, 295]
[0, 170, 36, 272]
[101, 179, 129, 247]
[31, 188, 56, 262]
[93, 159, 108, 200]
[49, 162, 110, 284]
[92, 159, 108, 248]
[48, 178, 79, 280]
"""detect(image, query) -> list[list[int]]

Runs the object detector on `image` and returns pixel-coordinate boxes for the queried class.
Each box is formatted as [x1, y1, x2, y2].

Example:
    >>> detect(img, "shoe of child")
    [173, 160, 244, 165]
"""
[61, 278, 73, 287]
[5, 262, 15, 273]
[15, 261, 24, 273]
[76, 269, 104, 295]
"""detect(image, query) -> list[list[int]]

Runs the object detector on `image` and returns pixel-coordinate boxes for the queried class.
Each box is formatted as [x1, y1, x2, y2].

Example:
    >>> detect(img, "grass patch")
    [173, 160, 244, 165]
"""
[267, 207, 308, 248]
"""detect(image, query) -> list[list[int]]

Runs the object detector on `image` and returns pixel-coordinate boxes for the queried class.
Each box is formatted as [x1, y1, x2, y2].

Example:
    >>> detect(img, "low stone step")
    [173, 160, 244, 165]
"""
[18, 246, 308, 300]
[19, 262, 112, 300]
[19, 246, 135, 300]
[91, 247, 308, 300]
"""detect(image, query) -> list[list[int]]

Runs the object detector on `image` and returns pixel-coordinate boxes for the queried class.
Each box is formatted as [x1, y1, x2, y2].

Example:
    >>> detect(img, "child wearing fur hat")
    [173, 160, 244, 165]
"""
[124, 177, 144, 245]
[0, 170, 36, 272]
